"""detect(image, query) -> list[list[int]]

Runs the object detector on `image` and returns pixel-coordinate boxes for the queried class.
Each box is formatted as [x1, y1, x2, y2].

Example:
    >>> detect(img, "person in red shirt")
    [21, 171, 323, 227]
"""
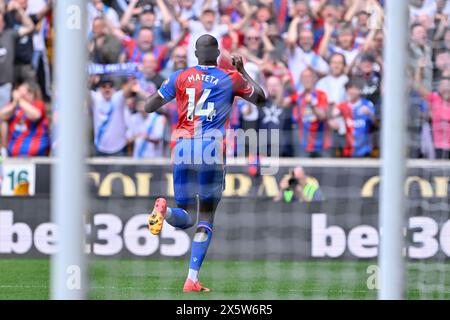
[0, 81, 50, 157]
[288, 67, 330, 157]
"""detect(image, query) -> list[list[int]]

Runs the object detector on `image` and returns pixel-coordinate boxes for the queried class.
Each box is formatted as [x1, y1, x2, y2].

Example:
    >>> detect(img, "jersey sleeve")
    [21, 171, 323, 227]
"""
[230, 70, 255, 99]
[158, 70, 182, 101]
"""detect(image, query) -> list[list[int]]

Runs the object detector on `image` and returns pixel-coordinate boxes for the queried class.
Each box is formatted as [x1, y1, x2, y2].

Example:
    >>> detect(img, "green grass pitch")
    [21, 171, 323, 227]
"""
[0, 259, 449, 299]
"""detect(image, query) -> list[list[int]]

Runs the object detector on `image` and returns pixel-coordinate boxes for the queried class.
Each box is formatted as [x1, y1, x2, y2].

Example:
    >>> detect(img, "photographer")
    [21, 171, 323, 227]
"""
[275, 166, 324, 203]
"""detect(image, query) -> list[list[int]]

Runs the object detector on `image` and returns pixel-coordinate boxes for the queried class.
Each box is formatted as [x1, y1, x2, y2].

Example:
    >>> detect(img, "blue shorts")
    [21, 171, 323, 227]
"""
[173, 138, 225, 205]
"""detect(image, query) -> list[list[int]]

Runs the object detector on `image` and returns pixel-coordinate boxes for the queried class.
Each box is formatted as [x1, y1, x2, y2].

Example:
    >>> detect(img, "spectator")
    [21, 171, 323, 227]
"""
[316, 52, 348, 107]
[0, 81, 50, 157]
[416, 70, 450, 159]
[354, 53, 382, 109]
[126, 97, 166, 159]
[410, 22, 433, 91]
[319, 22, 360, 66]
[89, 76, 131, 156]
[289, 68, 331, 158]
[25, 0, 52, 101]
[88, 0, 121, 32]
[120, 0, 172, 45]
[89, 16, 122, 64]
[0, 3, 35, 156]
[175, 3, 253, 67]
[161, 45, 188, 79]
[4, 0, 36, 83]
[330, 78, 376, 158]
[259, 76, 293, 157]
[275, 166, 324, 203]
[136, 52, 165, 95]
[287, 27, 329, 88]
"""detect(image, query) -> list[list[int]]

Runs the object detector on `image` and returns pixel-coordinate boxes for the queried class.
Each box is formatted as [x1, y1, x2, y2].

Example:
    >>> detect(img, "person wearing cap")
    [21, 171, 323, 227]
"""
[329, 78, 376, 158]
[89, 76, 130, 156]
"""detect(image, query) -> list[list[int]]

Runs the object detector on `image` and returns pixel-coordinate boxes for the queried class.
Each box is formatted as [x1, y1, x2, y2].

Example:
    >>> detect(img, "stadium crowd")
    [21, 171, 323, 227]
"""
[0, 0, 449, 159]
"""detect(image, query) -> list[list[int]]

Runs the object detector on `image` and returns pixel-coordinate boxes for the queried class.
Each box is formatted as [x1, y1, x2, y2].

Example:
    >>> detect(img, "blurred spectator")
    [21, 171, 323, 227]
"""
[89, 16, 122, 64]
[120, 0, 171, 45]
[354, 53, 382, 109]
[416, 58, 450, 159]
[258, 76, 293, 157]
[1, 2, 35, 155]
[275, 166, 324, 203]
[289, 68, 330, 157]
[161, 45, 188, 79]
[136, 52, 165, 93]
[0, 81, 50, 157]
[88, 0, 121, 32]
[410, 22, 434, 91]
[330, 78, 376, 158]
[4, 0, 36, 83]
[89, 76, 131, 156]
[287, 27, 329, 88]
[126, 97, 166, 158]
[316, 52, 348, 107]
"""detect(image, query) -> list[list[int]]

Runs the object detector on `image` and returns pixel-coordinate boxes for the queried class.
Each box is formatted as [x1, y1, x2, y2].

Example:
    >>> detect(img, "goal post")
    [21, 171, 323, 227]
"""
[378, 0, 409, 300]
[51, 0, 88, 300]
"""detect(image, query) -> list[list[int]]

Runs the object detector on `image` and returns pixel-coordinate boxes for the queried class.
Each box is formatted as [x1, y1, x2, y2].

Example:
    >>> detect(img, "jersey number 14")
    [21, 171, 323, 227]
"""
[186, 88, 216, 121]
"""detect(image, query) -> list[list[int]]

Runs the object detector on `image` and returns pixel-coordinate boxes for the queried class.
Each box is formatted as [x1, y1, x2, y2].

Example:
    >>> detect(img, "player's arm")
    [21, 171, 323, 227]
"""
[145, 70, 180, 113]
[144, 92, 170, 113]
[231, 56, 266, 107]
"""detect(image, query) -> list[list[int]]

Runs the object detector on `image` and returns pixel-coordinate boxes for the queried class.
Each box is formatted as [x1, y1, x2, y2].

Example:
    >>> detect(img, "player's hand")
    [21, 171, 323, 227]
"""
[231, 55, 245, 74]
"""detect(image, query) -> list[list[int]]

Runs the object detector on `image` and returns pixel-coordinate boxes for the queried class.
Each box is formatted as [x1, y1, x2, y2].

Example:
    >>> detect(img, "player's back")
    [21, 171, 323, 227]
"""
[158, 65, 254, 139]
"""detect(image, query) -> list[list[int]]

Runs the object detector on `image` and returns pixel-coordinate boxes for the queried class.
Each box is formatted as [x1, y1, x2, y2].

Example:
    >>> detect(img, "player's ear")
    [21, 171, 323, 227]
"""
[195, 50, 198, 58]
[216, 49, 220, 58]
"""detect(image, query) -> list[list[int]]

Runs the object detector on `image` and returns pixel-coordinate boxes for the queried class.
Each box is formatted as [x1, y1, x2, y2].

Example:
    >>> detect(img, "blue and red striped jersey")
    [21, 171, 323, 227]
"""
[7, 100, 50, 157]
[291, 89, 331, 153]
[337, 99, 375, 157]
[158, 65, 254, 139]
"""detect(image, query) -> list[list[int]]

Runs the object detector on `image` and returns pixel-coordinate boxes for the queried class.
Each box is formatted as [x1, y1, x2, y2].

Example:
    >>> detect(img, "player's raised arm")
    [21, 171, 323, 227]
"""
[231, 55, 266, 107]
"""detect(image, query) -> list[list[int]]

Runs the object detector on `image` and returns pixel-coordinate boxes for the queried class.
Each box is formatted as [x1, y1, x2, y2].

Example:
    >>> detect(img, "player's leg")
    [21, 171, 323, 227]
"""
[183, 163, 223, 292]
[148, 162, 197, 235]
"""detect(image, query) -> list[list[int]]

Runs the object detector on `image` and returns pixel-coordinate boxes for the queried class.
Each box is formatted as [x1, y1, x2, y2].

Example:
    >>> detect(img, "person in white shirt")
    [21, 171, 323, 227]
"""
[316, 53, 349, 107]
[90, 77, 128, 156]
[287, 28, 329, 89]
[127, 98, 166, 159]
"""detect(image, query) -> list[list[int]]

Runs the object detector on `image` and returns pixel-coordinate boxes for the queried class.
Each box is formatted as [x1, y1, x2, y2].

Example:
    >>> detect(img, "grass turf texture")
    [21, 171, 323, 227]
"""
[0, 259, 449, 299]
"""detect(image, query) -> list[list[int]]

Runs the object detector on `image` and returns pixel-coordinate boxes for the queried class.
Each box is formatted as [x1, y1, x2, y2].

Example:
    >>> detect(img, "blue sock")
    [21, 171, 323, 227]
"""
[187, 221, 214, 282]
[165, 207, 194, 229]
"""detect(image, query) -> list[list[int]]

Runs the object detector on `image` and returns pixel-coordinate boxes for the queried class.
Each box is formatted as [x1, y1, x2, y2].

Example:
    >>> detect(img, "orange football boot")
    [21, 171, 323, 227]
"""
[148, 198, 167, 235]
[183, 279, 210, 293]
